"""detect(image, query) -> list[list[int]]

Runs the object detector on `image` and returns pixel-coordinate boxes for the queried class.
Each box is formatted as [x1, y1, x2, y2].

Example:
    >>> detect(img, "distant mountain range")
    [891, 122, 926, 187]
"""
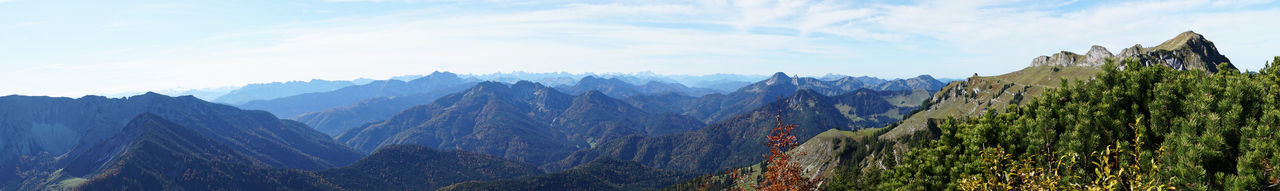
[548, 87, 933, 174]
[0, 69, 948, 190]
[331, 71, 942, 167]
[334, 81, 706, 165]
[0, 93, 362, 190]
[554, 76, 723, 98]
[292, 74, 733, 137]
[459, 71, 769, 89]
[212, 79, 362, 105]
[622, 72, 943, 124]
[278, 72, 934, 138]
[238, 72, 475, 118]
[0, 30, 1254, 190]
[291, 84, 478, 136]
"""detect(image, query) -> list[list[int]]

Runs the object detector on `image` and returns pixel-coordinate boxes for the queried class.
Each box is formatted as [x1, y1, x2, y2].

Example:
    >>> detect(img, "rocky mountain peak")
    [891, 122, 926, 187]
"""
[1117, 44, 1144, 58]
[1118, 31, 1234, 72]
[1028, 45, 1117, 68]
[1154, 31, 1206, 51]
[1030, 50, 1093, 68]
[1085, 45, 1114, 64]
[765, 72, 794, 86]
[1030, 31, 1234, 73]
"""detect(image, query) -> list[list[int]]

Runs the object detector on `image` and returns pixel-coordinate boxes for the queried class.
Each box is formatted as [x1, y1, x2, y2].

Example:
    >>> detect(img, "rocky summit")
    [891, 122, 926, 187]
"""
[1030, 45, 1113, 68]
[1030, 31, 1235, 73]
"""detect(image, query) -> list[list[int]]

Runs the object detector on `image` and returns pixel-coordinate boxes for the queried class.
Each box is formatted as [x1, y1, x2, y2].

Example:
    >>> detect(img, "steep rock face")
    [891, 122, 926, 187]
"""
[1030, 51, 1092, 67]
[1085, 45, 1115, 64]
[1031, 31, 1235, 72]
[1031, 45, 1116, 68]
[334, 81, 705, 165]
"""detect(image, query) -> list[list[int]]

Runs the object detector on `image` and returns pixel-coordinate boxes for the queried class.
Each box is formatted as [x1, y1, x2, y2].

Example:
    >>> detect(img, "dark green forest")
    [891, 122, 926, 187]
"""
[839, 58, 1280, 190]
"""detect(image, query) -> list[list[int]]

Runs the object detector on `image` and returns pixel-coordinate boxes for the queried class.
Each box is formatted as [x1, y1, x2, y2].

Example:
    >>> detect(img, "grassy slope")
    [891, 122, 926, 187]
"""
[882, 66, 1101, 139]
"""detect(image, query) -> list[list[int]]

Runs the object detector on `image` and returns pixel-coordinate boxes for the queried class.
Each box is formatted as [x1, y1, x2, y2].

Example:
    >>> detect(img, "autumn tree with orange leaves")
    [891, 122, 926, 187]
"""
[756, 102, 821, 191]
[689, 100, 823, 191]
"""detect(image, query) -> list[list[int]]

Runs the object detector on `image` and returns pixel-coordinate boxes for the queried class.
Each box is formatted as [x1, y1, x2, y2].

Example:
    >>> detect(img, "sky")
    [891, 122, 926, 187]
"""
[2, 0, 1279, 97]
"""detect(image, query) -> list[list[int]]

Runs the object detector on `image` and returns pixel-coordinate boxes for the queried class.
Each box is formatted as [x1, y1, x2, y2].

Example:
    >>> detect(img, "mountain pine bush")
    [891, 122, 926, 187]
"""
[877, 57, 1280, 190]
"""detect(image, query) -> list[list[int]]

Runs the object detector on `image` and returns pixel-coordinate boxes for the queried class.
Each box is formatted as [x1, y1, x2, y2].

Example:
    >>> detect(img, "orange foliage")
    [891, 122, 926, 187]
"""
[756, 103, 820, 191]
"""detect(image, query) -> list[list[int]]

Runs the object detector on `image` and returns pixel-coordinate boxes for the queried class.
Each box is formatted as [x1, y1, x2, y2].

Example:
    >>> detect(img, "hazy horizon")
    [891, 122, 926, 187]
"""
[4, 0, 1279, 97]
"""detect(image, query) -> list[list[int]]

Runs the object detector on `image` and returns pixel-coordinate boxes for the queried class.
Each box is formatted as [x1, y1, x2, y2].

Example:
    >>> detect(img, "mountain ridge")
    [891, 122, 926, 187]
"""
[239, 71, 474, 118]
[334, 81, 705, 166]
[1030, 31, 1235, 72]
[548, 87, 932, 174]
[0, 92, 362, 189]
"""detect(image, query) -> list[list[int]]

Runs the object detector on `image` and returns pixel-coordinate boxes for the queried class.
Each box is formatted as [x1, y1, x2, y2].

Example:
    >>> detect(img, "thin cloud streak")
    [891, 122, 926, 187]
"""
[2, 0, 1278, 97]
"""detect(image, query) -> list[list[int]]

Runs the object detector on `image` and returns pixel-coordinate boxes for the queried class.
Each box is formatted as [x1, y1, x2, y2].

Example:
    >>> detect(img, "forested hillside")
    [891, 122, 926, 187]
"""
[551, 88, 932, 174]
[875, 58, 1280, 190]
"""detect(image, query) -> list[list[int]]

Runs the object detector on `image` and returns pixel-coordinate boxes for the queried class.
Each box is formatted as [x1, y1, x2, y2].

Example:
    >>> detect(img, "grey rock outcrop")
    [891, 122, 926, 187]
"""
[1029, 45, 1114, 68]
[1085, 45, 1114, 65]
[1030, 50, 1097, 67]
[1114, 31, 1234, 73]
[1030, 31, 1235, 73]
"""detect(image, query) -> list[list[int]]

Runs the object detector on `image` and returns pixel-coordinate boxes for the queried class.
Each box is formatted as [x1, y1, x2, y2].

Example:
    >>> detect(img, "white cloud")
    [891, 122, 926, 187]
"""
[4, 0, 1280, 97]
[1212, 0, 1274, 6]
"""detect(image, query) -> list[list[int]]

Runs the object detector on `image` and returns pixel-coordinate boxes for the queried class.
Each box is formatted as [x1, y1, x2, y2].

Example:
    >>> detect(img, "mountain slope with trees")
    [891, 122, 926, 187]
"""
[879, 58, 1273, 190]
[334, 81, 705, 165]
[622, 72, 944, 124]
[0, 93, 362, 189]
[70, 116, 543, 191]
[291, 84, 477, 136]
[440, 158, 693, 191]
[549, 88, 932, 174]
[71, 113, 337, 191]
[318, 144, 543, 190]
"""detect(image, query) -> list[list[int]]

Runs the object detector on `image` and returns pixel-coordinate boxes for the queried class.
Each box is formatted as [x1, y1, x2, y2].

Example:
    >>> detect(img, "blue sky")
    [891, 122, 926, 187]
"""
[3, 0, 1280, 97]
